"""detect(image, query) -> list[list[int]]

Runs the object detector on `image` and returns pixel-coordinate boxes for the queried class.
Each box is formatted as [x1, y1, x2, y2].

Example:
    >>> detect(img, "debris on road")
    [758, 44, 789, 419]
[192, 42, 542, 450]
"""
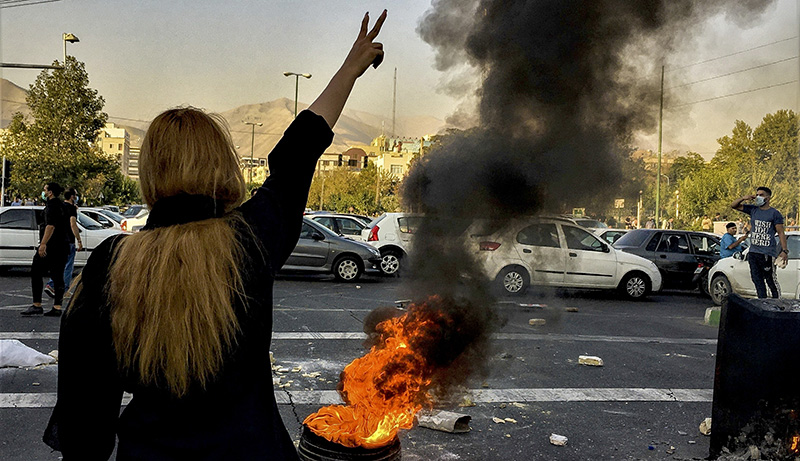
[528, 318, 546, 326]
[549, 433, 568, 446]
[0, 340, 57, 368]
[565, 307, 579, 312]
[492, 417, 506, 424]
[504, 418, 517, 424]
[510, 402, 528, 409]
[291, 366, 302, 373]
[520, 303, 546, 308]
[270, 351, 275, 365]
[459, 396, 476, 407]
[302, 372, 321, 378]
[48, 350, 58, 361]
[578, 355, 604, 366]
[416, 410, 471, 433]
[699, 417, 712, 436]
[678, 431, 688, 436]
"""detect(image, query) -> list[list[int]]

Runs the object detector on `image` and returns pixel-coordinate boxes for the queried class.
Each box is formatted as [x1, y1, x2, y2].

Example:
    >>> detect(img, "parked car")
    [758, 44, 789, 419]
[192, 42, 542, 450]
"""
[594, 228, 628, 245]
[470, 217, 662, 299]
[0, 206, 123, 267]
[613, 229, 721, 294]
[310, 213, 369, 241]
[120, 205, 149, 232]
[280, 217, 382, 281]
[707, 232, 800, 305]
[81, 207, 124, 230]
[565, 216, 609, 230]
[361, 213, 422, 276]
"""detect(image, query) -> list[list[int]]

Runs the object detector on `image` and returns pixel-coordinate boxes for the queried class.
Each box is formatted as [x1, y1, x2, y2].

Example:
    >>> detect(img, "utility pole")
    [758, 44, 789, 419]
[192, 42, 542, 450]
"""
[243, 121, 262, 184]
[656, 65, 664, 227]
[392, 67, 397, 137]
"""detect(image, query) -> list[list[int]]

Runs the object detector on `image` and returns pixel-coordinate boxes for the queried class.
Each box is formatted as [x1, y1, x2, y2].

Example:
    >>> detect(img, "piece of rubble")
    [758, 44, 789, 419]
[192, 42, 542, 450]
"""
[273, 377, 281, 386]
[48, 350, 59, 361]
[505, 434, 511, 438]
[277, 367, 290, 373]
[302, 372, 321, 378]
[510, 402, 527, 409]
[747, 445, 760, 460]
[291, 366, 302, 373]
[699, 417, 712, 436]
[528, 318, 546, 326]
[520, 303, 546, 308]
[549, 433, 568, 446]
[578, 355, 604, 366]
[504, 418, 517, 424]
[492, 417, 506, 424]
[678, 431, 688, 436]
[269, 351, 275, 365]
[565, 307, 579, 312]
[459, 396, 476, 407]
[416, 410, 471, 433]
[688, 440, 696, 445]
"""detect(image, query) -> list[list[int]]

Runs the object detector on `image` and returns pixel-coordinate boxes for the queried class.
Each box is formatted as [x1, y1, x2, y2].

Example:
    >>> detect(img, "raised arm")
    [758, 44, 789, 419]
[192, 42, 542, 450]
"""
[308, 10, 387, 128]
[732, 194, 755, 211]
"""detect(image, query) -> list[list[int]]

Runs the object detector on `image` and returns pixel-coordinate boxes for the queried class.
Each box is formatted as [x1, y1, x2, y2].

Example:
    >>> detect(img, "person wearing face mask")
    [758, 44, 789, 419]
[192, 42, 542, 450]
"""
[43, 188, 83, 299]
[731, 186, 789, 298]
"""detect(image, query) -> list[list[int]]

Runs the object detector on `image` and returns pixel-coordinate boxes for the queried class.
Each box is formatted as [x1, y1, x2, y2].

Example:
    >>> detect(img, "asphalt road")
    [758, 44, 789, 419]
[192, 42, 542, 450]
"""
[0, 269, 719, 460]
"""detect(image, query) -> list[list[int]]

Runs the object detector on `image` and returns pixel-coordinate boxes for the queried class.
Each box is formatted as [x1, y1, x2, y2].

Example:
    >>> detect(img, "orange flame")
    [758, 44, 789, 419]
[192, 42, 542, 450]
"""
[791, 434, 800, 453]
[303, 298, 449, 448]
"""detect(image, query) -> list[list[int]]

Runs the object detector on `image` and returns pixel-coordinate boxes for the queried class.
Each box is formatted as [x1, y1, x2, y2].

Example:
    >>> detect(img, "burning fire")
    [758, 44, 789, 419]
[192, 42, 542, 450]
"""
[791, 434, 800, 453]
[303, 297, 452, 448]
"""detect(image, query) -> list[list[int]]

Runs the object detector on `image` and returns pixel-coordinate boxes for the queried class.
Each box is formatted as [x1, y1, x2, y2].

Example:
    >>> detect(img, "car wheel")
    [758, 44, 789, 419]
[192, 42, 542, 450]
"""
[333, 256, 362, 282]
[497, 266, 529, 296]
[710, 274, 731, 306]
[380, 250, 402, 276]
[619, 272, 650, 300]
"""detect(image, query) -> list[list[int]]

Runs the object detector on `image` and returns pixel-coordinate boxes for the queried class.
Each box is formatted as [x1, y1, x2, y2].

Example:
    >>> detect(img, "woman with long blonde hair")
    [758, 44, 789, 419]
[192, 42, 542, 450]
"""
[44, 11, 386, 460]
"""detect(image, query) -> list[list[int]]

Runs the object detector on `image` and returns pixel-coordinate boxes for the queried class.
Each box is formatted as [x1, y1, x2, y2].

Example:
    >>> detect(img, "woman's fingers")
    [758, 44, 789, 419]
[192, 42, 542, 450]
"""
[367, 10, 387, 40]
[359, 12, 369, 38]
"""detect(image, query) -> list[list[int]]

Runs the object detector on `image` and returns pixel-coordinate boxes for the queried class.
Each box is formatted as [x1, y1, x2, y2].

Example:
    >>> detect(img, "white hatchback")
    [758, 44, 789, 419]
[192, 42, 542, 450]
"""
[0, 206, 123, 267]
[707, 232, 800, 305]
[470, 217, 662, 299]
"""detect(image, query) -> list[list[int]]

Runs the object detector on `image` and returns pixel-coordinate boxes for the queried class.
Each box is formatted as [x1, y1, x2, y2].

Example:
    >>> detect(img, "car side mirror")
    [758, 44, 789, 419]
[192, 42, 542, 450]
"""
[312, 232, 325, 241]
[601, 243, 610, 253]
[733, 251, 744, 261]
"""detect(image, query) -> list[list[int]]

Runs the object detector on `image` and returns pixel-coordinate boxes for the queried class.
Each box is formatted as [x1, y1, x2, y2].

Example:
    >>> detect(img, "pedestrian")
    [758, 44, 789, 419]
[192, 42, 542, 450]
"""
[720, 222, 748, 258]
[735, 218, 745, 234]
[701, 215, 712, 231]
[21, 183, 70, 317]
[11, 196, 22, 206]
[645, 217, 655, 229]
[43, 10, 387, 460]
[43, 188, 83, 299]
[731, 186, 789, 298]
[666, 217, 674, 229]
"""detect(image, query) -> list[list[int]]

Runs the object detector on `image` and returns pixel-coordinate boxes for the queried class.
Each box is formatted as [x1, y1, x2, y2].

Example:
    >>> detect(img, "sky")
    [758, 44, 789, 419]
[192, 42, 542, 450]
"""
[1, 0, 798, 157]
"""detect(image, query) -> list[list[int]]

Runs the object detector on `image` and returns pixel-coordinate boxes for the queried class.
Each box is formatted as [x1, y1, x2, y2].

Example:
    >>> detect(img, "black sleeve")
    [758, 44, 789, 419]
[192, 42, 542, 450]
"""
[238, 110, 334, 270]
[44, 236, 124, 460]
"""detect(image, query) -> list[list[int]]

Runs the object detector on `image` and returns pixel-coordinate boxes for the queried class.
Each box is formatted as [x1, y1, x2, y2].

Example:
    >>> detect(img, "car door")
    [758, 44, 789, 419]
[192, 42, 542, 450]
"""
[0, 208, 37, 265]
[284, 222, 330, 268]
[654, 233, 697, 287]
[561, 224, 618, 288]
[513, 222, 565, 285]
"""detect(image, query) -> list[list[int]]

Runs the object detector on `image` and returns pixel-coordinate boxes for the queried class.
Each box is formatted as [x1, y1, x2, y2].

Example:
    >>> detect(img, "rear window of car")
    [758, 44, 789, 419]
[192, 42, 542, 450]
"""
[614, 230, 652, 248]
[397, 216, 422, 234]
[690, 234, 719, 256]
[516, 223, 560, 248]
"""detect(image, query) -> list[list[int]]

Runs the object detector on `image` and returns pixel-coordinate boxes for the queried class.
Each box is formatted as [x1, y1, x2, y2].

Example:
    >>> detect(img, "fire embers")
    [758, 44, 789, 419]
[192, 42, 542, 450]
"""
[304, 295, 487, 449]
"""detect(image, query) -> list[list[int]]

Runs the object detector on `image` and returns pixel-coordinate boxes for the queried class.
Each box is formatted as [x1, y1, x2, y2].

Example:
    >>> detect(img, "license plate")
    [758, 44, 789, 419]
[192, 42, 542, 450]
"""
[694, 267, 703, 274]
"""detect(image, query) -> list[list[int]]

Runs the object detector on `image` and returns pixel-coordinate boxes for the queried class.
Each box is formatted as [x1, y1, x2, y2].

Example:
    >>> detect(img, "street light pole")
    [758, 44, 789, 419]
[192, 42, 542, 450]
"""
[62, 33, 79, 67]
[283, 71, 312, 118]
[242, 121, 262, 185]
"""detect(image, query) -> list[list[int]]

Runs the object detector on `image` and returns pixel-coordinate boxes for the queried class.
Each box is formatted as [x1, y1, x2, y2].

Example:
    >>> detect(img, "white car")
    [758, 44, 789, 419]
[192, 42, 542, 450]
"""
[470, 217, 662, 299]
[361, 212, 421, 275]
[310, 214, 369, 242]
[0, 206, 123, 267]
[594, 228, 628, 245]
[80, 207, 124, 230]
[707, 232, 800, 305]
[120, 205, 149, 232]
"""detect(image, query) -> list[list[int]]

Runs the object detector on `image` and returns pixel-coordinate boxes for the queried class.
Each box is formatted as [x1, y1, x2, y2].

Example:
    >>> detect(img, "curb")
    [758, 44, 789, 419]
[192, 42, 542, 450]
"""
[704, 307, 721, 326]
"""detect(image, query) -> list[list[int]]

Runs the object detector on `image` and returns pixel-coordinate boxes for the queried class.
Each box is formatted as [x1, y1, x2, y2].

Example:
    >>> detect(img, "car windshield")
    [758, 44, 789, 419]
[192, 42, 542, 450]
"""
[97, 209, 124, 223]
[122, 206, 143, 217]
[77, 212, 104, 230]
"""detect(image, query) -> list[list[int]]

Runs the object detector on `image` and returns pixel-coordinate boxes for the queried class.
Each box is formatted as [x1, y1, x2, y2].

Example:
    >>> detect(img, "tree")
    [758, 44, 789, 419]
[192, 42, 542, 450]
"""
[307, 163, 400, 215]
[0, 56, 139, 204]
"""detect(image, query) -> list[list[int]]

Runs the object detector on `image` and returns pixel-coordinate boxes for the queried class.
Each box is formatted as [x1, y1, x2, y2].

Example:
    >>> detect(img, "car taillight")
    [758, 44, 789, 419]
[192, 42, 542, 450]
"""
[121, 220, 127, 231]
[479, 241, 501, 251]
[368, 225, 379, 242]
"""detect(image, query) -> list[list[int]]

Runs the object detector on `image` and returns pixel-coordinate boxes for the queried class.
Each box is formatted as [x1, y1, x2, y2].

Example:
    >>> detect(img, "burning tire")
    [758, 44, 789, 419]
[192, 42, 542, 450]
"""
[497, 266, 529, 295]
[619, 271, 650, 300]
[333, 256, 362, 282]
[710, 274, 731, 306]
[380, 250, 402, 276]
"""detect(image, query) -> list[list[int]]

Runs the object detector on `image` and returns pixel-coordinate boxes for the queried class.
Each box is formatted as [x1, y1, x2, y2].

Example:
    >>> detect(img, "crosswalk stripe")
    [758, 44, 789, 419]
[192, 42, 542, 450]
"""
[0, 331, 717, 345]
[0, 388, 712, 408]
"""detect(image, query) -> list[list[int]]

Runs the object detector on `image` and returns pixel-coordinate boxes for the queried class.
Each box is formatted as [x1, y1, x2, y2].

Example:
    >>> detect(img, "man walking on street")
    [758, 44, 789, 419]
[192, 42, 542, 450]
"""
[43, 188, 83, 299]
[21, 183, 70, 316]
[731, 186, 789, 298]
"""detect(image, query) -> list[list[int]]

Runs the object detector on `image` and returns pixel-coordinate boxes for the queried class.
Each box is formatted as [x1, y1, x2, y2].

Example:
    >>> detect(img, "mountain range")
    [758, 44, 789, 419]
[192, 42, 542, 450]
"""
[1, 78, 446, 158]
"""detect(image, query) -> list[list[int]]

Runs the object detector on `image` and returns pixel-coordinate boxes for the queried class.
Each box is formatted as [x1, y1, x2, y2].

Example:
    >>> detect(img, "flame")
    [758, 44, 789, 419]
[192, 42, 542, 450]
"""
[303, 297, 450, 449]
[791, 434, 800, 453]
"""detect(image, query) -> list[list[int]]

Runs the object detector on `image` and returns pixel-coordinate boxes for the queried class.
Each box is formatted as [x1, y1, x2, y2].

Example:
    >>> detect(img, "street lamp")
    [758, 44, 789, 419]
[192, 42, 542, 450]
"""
[283, 71, 312, 118]
[242, 121, 262, 184]
[62, 33, 79, 67]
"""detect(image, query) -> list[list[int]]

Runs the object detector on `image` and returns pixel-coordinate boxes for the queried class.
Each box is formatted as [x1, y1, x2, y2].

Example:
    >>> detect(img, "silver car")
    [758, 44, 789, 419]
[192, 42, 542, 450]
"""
[281, 217, 382, 282]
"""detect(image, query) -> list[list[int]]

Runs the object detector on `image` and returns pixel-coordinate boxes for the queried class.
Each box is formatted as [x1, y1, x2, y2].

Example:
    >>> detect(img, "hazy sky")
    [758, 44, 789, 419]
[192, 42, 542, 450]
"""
[1, 0, 798, 156]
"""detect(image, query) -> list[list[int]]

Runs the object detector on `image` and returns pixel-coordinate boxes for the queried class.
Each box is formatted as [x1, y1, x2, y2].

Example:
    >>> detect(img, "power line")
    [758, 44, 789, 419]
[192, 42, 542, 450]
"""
[667, 55, 799, 90]
[667, 80, 798, 109]
[667, 36, 798, 72]
[107, 116, 284, 136]
[0, 0, 61, 8]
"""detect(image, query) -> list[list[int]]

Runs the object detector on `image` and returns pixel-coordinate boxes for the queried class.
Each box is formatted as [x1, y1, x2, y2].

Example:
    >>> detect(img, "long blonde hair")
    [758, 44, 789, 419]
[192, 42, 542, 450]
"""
[109, 107, 248, 396]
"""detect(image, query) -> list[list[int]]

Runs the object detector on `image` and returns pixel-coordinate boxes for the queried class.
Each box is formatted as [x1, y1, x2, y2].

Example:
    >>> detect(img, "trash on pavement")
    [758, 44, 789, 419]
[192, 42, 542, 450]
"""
[578, 355, 604, 366]
[520, 303, 546, 308]
[416, 410, 471, 433]
[549, 433, 568, 446]
[528, 318, 546, 326]
[0, 340, 57, 368]
[48, 350, 59, 361]
[459, 396, 476, 407]
[699, 417, 712, 436]
[492, 417, 505, 424]
[565, 307, 579, 312]
[504, 418, 517, 424]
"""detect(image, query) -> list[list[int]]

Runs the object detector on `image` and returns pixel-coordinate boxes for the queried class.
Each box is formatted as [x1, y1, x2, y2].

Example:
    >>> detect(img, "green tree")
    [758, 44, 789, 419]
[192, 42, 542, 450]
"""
[0, 56, 139, 204]
[307, 163, 400, 215]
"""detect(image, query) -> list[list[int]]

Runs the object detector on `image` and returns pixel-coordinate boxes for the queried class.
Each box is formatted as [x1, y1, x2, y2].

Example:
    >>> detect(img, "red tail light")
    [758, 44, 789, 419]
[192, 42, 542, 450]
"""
[368, 225, 379, 242]
[479, 241, 501, 251]
[121, 220, 127, 231]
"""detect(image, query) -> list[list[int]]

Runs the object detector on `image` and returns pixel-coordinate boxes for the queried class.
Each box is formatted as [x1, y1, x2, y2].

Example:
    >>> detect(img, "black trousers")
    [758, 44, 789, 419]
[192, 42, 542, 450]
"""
[32, 249, 68, 305]
[748, 252, 780, 299]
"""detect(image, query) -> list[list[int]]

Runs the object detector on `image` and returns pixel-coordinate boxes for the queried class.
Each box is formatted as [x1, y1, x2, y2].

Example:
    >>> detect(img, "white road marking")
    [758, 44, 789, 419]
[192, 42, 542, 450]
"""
[0, 388, 712, 408]
[0, 330, 718, 345]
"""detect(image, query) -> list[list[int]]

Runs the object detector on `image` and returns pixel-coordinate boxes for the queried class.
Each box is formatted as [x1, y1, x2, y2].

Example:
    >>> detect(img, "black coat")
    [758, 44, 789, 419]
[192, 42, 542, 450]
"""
[44, 110, 333, 460]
